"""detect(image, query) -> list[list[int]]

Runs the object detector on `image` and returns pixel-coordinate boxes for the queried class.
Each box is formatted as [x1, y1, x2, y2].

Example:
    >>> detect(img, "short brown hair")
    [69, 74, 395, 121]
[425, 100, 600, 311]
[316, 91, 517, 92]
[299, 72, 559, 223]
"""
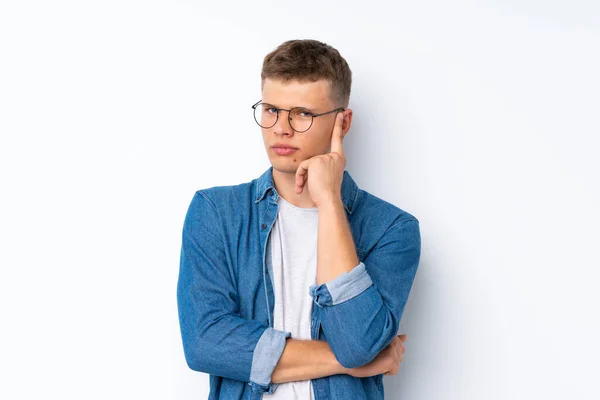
[261, 39, 352, 108]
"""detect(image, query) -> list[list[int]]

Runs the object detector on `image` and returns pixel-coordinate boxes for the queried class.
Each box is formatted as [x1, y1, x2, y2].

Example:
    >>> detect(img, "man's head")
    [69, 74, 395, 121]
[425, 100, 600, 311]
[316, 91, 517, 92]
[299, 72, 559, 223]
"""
[258, 39, 353, 174]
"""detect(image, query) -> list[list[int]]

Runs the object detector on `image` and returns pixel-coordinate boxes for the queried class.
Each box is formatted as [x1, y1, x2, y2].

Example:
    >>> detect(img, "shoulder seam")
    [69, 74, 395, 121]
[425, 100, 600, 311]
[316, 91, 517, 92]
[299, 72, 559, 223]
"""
[197, 190, 219, 215]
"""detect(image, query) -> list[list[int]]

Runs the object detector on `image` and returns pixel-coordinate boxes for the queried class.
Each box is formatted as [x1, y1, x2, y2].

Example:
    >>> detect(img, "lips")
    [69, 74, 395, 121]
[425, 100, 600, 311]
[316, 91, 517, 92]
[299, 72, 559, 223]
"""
[272, 144, 298, 149]
[272, 147, 298, 156]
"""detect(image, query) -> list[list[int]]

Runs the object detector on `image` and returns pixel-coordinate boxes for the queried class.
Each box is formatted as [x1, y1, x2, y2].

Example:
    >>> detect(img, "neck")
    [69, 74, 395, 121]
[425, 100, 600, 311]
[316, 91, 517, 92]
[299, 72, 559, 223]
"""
[272, 167, 317, 209]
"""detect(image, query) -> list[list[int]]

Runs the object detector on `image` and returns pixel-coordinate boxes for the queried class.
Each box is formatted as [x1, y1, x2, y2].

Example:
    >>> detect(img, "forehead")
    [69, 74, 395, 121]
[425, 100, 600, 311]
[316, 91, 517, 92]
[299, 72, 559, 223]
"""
[262, 78, 333, 109]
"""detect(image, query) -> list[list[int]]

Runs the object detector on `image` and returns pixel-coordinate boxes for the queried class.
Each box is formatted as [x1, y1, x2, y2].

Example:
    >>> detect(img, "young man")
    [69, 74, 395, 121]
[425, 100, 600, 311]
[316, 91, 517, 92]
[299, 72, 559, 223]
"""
[177, 39, 421, 399]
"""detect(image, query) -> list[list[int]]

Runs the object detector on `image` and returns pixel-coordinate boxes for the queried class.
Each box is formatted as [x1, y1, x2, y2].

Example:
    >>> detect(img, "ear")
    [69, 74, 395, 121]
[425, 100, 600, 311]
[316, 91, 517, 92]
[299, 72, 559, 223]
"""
[341, 108, 353, 138]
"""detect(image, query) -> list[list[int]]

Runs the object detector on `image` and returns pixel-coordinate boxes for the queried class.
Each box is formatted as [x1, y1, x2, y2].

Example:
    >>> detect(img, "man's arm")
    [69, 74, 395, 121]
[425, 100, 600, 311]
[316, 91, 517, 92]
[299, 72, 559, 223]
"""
[271, 333, 407, 383]
[271, 339, 345, 383]
[310, 198, 422, 369]
[177, 191, 293, 395]
[314, 197, 360, 285]
[178, 190, 381, 394]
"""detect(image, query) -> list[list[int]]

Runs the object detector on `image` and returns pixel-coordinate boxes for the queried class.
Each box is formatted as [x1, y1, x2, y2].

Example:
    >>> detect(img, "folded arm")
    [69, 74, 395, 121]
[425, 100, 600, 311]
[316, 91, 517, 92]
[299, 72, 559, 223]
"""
[271, 338, 347, 383]
[177, 191, 294, 394]
[177, 191, 354, 394]
[311, 199, 422, 368]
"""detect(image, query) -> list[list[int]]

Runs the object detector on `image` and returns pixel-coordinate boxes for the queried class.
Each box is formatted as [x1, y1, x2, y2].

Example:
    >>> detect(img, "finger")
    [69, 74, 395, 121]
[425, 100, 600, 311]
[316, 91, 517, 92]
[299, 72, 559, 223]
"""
[398, 333, 408, 342]
[295, 160, 309, 193]
[330, 111, 345, 158]
[296, 176, 306, 194]
[296, 172, 306, 194]
[396, 342, 404, 359]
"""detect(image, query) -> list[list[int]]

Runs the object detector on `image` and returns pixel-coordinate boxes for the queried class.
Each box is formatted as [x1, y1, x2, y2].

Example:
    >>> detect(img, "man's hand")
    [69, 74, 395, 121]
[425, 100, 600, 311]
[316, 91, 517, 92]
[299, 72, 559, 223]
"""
[346, 334, 408, 378]
[295, 111, 346, 207]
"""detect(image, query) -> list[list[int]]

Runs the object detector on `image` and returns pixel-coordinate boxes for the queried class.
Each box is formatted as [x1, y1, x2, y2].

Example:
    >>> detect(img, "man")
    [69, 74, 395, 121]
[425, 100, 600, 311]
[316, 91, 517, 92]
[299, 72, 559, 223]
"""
[177, 39, 421, 399]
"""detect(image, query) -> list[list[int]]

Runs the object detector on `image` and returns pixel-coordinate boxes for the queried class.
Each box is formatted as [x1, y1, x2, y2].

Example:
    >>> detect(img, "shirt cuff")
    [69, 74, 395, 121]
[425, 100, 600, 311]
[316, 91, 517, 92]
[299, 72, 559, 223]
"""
[248, 327, 292, 393]
[308, 261, 373, 307]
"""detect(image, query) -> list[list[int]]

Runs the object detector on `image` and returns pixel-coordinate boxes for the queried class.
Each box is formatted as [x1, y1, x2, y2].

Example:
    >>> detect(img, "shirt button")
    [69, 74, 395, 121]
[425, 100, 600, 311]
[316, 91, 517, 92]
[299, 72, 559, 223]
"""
[261, 223, 267, 229]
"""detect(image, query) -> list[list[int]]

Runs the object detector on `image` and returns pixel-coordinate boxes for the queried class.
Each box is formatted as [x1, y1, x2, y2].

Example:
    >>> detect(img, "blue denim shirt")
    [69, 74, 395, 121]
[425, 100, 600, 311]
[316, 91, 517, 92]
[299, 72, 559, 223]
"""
[177, 166, 421, 399]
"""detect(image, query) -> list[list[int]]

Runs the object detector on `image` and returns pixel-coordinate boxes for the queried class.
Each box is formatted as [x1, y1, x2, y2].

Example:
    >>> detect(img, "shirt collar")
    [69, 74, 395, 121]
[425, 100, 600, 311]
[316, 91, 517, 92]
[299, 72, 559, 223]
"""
[254, 165, 359, 214]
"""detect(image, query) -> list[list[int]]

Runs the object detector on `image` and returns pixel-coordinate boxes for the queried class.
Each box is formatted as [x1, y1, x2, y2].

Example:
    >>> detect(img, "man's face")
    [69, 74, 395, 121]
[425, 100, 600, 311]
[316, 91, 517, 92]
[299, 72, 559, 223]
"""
[260, 77, 344, 175]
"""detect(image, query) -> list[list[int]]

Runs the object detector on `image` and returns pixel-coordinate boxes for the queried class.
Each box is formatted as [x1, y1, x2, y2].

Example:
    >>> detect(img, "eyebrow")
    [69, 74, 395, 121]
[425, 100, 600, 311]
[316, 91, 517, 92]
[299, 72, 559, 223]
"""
[263, 102, 316, 111]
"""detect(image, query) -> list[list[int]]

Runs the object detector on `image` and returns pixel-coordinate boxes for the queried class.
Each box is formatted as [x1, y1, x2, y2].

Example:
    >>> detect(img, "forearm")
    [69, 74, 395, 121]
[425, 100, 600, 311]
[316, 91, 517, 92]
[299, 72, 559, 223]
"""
[269, 199, 359, 384]
[309, 218, 421, 368]
[271, 339, 348, 383]
[316, 197, 359, 285]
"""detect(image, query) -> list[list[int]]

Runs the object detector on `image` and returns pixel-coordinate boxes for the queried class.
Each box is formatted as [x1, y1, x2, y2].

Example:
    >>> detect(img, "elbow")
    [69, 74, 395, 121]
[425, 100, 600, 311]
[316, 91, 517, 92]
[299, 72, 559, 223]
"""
[184, 357, 203, 373]
[183, 351, 204, 373]
[334, 344, 379, 369]
[331, 338, 381, 369]
[183, 353, 203, 373]
[330, 317, 400, 369]
[181, 337, 211, 373]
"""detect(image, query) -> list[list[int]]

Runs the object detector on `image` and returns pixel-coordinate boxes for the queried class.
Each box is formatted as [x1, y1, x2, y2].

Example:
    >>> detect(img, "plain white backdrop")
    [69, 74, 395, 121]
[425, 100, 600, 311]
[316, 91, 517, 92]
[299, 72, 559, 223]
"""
[1, 1, 599, 399]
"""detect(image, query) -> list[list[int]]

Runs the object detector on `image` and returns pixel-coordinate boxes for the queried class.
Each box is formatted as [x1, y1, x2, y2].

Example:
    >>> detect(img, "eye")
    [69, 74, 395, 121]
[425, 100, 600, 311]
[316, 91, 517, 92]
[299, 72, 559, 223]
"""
[266, 107, 278, 114]
[294, 109, 313, 118]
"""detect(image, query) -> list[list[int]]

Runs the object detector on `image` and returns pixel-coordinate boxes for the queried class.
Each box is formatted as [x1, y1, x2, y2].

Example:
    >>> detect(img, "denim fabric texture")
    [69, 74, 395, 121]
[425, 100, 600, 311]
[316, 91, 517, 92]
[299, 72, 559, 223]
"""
[177, 166, 421, 399]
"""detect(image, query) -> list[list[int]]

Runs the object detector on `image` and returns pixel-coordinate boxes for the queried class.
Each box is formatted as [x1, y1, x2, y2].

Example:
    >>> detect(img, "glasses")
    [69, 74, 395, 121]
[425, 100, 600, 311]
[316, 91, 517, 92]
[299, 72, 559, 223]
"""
[251, 100, 345, 133]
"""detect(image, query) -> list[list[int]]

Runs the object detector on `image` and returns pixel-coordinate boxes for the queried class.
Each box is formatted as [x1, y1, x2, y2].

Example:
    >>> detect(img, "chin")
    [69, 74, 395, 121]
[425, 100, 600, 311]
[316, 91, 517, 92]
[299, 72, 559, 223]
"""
[271, 159, 300, 174]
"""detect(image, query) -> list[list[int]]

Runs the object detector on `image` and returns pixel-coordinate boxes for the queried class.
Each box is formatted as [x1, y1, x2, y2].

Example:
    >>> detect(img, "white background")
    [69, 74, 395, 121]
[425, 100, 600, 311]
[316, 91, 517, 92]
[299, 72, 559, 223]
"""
[1, 1, 599, 399]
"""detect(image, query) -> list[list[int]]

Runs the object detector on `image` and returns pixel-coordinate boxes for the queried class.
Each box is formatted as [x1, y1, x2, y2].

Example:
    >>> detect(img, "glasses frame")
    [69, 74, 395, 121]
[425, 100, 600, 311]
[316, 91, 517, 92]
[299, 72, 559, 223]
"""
[251, 99, 345, 133]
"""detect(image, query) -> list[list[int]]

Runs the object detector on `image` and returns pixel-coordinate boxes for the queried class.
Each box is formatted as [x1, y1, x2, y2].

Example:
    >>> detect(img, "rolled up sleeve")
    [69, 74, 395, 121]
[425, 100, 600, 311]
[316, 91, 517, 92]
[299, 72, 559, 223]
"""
[248, 328, 291, 393]
[177, 190, 290, 394]
[308, 217, 421, 369]
[309, 261, 373, 306]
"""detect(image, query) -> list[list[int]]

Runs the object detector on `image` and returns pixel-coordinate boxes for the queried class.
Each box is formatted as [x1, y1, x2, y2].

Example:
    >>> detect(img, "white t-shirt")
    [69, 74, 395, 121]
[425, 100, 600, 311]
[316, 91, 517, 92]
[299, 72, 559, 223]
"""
[262, 196, 318, 400]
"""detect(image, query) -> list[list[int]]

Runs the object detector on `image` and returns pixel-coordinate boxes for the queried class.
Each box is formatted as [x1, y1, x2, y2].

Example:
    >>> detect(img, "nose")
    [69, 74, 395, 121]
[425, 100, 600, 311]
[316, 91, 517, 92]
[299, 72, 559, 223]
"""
[272, 110, 294, 136]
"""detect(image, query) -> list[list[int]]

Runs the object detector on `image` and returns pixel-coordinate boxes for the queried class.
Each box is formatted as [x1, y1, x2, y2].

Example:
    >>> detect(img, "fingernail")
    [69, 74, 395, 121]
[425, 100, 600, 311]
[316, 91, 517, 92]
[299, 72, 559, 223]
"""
[338, 112, 343, 120]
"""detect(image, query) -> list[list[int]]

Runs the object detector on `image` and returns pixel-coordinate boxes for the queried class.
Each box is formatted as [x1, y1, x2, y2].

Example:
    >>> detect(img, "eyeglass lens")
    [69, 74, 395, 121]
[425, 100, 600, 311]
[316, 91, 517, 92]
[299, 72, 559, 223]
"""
[254, 103, 313, 132]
